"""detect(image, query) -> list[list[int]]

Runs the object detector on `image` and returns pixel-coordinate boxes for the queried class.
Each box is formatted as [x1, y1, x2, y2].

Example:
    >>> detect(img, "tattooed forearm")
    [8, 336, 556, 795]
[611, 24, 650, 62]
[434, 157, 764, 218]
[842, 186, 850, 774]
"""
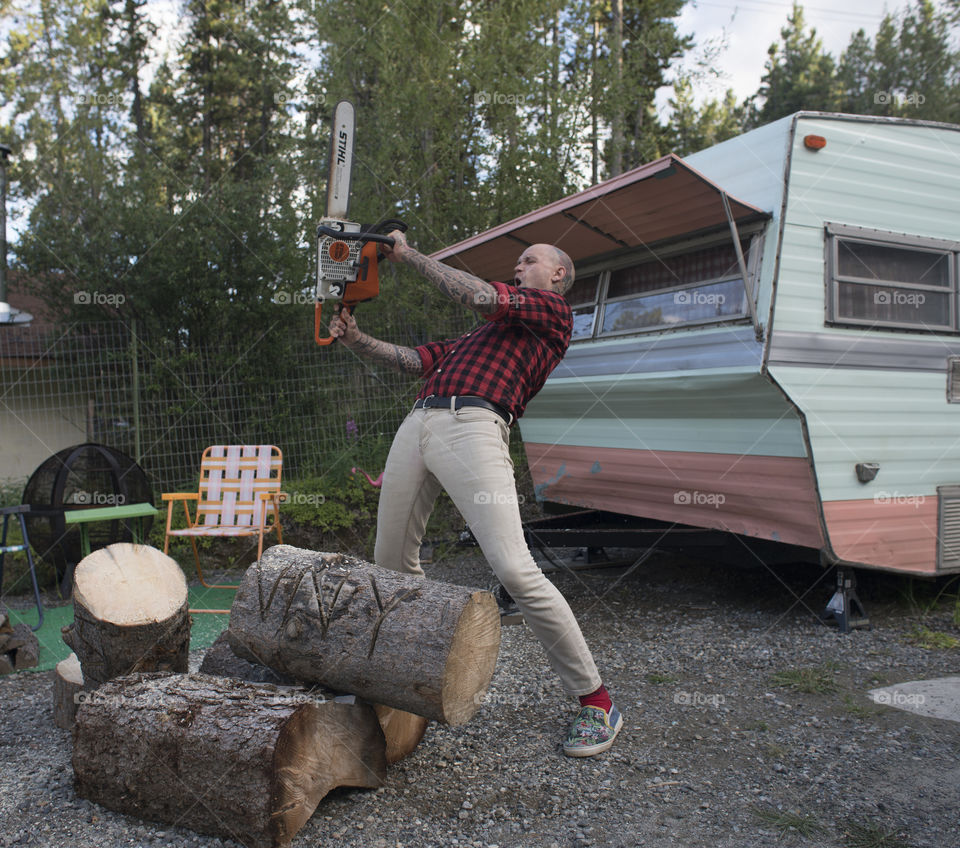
[343, 331, 422, 374]
[403, 249, 499, 315]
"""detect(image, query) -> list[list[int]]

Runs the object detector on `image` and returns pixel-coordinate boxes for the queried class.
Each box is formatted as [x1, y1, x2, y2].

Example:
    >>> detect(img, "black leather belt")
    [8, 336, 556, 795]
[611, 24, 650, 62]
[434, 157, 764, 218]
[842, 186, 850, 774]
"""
[414, 395, 513, 425]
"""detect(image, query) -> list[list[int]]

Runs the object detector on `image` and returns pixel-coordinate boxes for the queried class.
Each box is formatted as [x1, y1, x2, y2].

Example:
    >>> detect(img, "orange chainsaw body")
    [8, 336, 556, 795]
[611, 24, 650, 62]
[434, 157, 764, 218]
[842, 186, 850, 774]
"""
[314, 240, 381, 346]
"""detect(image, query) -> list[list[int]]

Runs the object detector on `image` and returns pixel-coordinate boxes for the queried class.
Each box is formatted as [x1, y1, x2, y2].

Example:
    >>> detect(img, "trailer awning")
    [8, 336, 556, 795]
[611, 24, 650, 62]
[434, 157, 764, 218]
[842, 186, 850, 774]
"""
[430, 154, 769, 281]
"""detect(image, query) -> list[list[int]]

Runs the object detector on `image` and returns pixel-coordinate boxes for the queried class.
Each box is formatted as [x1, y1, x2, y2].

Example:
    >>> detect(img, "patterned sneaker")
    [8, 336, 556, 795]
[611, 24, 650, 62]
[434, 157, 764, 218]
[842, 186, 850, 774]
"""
[562, 704, 623, 757]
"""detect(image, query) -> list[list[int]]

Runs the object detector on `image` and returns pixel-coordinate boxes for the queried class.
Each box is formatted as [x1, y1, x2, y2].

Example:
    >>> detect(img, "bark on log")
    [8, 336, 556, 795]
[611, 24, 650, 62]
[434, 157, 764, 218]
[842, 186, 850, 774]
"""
[61, 543, 190, 686]
[72, 672, 386, 848]
[199, 631, 295, 685]
[202, 631, 429, 764]
[227, 545, 500, 725]
[53, 653, 84, 729]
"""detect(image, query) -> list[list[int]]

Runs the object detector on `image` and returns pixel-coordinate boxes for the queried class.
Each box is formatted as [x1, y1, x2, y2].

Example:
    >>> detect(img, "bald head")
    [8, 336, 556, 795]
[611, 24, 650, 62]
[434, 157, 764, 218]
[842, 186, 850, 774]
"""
[550, 246, 575, 294]
[514, 243, 576, 294]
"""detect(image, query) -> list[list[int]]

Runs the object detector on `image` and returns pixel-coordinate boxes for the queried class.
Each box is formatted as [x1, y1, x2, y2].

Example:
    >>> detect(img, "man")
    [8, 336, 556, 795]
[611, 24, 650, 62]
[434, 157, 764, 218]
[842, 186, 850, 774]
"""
[329, 231, 621, 757]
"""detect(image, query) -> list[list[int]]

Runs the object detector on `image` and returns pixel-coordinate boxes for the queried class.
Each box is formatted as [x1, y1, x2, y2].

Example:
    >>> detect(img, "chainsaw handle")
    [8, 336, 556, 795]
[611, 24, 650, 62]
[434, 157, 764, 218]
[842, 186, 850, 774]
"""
[314, 301, 336, 346]
[316, 225, 395, 246]
[314, 302, 357, 347]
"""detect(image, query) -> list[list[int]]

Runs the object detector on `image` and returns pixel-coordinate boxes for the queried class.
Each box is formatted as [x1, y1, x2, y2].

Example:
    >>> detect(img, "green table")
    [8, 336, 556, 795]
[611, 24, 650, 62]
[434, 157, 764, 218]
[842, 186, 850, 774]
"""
[63, 502, 160, 559]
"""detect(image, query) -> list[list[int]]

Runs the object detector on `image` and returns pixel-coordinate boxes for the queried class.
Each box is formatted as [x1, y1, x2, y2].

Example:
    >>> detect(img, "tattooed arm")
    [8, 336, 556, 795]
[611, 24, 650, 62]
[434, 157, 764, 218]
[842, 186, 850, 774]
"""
[329, 309, 422, 374]
[382, 230, 499, 316]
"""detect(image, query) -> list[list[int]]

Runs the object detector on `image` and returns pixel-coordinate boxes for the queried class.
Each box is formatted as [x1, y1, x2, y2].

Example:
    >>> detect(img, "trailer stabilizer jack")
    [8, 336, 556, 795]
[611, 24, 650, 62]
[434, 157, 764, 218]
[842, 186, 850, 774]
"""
[820, 567, 870, 633]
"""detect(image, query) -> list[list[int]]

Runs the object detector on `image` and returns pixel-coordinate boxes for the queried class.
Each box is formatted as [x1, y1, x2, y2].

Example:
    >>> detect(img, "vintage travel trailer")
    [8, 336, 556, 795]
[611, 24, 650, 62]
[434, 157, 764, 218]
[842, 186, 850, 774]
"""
[433, 112, 960, 577]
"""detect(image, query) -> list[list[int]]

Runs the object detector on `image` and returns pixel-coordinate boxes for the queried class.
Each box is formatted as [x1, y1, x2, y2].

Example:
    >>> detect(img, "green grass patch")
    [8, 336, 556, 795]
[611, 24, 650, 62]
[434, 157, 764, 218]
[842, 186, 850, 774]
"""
[841, 694, 880, 719]
[770, 664, 840, 695]
[841, 820, 911, 848]
[751, 805, 826, 838]
[906, 625, 959, 650]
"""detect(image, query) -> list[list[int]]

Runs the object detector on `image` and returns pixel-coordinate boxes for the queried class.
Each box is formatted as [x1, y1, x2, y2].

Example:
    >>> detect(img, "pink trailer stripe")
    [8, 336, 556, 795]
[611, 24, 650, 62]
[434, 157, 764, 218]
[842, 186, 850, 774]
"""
[822, 498, 939, 575]
[523, 443, 824, 549]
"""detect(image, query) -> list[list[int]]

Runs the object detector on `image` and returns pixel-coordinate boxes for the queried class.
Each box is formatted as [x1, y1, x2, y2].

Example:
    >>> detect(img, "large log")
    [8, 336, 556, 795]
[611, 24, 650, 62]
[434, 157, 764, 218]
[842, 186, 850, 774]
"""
[202, 631, 429, 764]
[227, 545, 500, 725]
[72, 672, 386, 848]
[61, 543, 190, 686]
[53, 653, 84, 729]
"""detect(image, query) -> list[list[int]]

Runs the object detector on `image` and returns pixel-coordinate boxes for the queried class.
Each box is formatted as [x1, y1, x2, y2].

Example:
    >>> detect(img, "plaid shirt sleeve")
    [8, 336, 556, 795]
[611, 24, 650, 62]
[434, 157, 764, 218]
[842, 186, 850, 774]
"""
[483, 281, 571, 342]
[416, 338, 455, 377]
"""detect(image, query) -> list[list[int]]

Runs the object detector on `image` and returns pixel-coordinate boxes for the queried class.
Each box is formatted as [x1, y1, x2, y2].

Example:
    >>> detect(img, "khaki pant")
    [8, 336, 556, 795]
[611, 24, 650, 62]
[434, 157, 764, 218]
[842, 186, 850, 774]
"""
[374, 404, 601, 697]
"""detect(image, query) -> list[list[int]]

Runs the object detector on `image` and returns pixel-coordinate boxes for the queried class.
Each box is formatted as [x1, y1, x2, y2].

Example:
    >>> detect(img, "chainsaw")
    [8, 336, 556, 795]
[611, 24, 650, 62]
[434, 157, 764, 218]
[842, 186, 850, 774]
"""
[315, 99, 407, 345]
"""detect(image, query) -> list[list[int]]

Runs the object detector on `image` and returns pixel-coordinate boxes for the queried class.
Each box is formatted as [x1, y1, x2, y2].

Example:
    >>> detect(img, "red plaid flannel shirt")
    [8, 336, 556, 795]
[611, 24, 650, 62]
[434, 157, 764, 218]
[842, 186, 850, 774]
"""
[415, 281, 572, 421]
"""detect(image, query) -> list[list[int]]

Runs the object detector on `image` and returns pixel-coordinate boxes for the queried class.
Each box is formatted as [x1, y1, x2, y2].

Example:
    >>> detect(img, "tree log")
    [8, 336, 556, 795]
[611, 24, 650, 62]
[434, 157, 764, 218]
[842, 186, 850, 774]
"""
[12, 623, 38, 670]
[202, 631, 429, 764]
[61, 543, 190, 686]
[372, 703, 430, 765]
[227, 545, 500, 725]
[72, 672, 386, 848]
[53, 653, 84, 729]
[199, 631, 295, 685]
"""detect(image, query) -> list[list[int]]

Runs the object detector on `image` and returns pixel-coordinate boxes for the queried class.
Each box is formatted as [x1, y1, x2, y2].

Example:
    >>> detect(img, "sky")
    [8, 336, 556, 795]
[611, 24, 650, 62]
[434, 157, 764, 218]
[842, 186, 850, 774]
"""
[663, 0, 930, 109]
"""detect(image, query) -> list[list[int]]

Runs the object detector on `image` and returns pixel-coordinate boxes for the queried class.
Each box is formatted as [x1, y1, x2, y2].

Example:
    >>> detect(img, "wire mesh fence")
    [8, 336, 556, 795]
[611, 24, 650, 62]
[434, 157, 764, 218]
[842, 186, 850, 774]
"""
[0, 309, 480, 495]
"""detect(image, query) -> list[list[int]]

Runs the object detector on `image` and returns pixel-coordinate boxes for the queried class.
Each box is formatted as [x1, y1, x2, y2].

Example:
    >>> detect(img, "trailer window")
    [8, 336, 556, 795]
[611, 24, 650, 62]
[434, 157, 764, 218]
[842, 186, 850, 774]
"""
[567, 274, 601, 341]
[826, 224, 958, 332]
[596, 240, 752, 337]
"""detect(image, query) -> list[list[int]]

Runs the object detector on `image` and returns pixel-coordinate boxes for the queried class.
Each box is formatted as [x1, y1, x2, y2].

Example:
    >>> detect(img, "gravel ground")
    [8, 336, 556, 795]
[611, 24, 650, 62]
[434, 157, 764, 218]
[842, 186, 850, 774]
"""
[2, 548, 959, 848]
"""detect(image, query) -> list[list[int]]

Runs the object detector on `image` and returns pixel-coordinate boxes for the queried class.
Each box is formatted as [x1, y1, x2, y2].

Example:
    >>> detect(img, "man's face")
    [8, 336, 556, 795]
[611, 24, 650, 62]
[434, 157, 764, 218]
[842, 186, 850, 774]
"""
[514, 244, 563, 291]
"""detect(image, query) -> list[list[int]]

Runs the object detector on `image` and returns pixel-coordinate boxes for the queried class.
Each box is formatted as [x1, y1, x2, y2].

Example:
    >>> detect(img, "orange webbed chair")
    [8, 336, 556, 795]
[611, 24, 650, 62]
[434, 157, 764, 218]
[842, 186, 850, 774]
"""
[163, 445, 286, 589]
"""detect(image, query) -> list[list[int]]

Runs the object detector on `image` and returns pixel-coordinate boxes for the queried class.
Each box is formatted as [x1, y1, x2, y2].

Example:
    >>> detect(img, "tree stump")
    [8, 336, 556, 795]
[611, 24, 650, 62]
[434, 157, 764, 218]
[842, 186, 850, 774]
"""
[72, 672, 386, 848]
[227, 545, 500, 725]
[53, 652, 84, 729]
[61, 543, 190, 686]
[201, 630, 429, 764]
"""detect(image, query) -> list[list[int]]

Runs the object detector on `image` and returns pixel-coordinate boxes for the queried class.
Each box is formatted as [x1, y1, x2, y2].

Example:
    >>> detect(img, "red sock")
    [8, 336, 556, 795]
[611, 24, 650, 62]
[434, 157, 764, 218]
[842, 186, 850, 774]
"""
[579, 684, 612, 712]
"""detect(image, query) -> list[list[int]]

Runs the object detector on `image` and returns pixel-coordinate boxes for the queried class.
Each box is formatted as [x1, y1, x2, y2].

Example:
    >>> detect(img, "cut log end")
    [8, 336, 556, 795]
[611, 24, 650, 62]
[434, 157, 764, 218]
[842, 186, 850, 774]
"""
[74, 543, 187, 625]
[442, 591, 501, 725]
[271, 702, 385, 842]
[372, 704, 430, 765]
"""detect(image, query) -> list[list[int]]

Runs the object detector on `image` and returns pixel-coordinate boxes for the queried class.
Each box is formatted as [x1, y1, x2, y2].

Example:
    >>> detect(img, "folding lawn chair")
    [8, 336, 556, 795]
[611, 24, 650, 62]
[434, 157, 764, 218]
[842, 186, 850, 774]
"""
[163, 445, 285, 590]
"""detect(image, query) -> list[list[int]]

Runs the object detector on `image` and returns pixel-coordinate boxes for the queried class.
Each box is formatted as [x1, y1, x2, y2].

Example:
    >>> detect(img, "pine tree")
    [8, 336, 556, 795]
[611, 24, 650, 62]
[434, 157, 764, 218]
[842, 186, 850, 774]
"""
[749, 2, 839, 126]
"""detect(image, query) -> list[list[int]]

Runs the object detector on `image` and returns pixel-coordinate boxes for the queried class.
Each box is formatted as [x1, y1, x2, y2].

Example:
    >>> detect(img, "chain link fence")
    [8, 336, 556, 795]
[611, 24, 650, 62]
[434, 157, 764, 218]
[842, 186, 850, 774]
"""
[0, 309, 481, 494]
